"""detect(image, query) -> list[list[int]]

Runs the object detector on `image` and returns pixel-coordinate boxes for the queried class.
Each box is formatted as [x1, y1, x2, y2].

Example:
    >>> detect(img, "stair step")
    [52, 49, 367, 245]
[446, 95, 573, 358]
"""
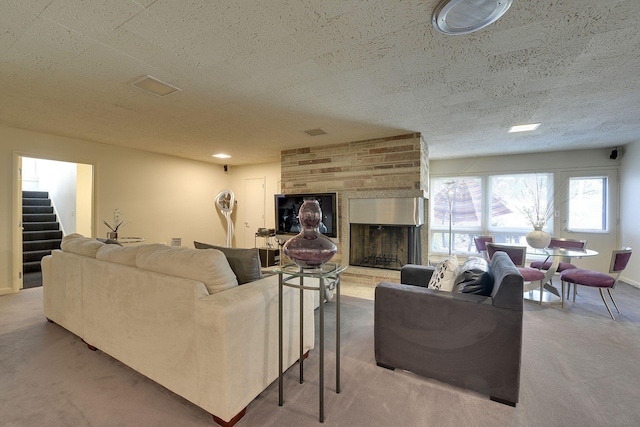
[23, 222, 60, 231]
[23, 230, 63, 241]
[23, 261, 42, 273]
[23, 250, 52, 263]
[23, 213, 56, 223]
[23, 239, 62, 251]
[23, 205, 54, 214]
[22, 190, 49, 199]
[23, 198, 52, 206]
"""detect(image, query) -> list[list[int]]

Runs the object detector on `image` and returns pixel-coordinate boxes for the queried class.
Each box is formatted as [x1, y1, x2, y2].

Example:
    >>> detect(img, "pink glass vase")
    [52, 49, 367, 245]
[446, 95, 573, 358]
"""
[283, 199, 337, 268]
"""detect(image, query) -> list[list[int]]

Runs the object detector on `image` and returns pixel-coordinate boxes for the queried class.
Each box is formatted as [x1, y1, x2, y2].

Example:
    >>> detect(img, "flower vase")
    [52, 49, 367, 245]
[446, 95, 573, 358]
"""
[107, 231, 118, 240]
[283, 199, 337, 269]
[526, 227, 551, 249]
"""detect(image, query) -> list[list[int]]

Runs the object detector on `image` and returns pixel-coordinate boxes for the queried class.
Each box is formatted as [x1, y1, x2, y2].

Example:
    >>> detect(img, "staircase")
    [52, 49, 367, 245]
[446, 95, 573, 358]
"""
[22, 191, 63, 274]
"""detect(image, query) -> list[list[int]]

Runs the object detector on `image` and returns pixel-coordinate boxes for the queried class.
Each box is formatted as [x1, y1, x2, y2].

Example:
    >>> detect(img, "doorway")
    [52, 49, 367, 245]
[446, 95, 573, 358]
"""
[13, 155, 94, 291]
[243, 177, 266, 248]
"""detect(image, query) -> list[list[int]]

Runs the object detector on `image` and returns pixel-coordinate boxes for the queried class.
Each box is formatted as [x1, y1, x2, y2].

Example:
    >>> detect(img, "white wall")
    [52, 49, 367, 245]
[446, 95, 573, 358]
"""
[1, 126, 230, 294]
[29, 158, 78, 234]
[620, 141, 640, 287]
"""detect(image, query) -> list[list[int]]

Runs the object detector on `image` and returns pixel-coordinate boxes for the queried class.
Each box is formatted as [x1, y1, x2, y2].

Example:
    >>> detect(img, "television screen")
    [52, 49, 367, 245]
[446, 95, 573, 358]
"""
[274, 193, 338, 238]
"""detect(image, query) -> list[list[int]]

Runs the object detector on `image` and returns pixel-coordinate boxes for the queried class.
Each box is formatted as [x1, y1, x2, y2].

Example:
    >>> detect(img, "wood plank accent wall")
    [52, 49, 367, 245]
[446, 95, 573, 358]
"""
[280, 133, 429, 286]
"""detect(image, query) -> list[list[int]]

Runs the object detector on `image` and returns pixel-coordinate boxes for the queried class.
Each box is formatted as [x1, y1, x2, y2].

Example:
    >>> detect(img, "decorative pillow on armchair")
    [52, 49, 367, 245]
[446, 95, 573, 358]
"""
[427, 255, 459, 291]
[194, 241, 263, 285]
[453, 256, 494, 296]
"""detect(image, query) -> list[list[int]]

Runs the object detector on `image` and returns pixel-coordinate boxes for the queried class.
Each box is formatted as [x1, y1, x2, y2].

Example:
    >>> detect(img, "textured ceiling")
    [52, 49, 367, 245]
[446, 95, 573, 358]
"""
[1, 0, 639, 165]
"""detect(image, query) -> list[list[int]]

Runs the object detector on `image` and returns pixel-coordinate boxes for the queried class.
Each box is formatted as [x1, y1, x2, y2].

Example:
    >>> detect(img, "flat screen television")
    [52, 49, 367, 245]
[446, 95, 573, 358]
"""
[274, 193, 338, 238]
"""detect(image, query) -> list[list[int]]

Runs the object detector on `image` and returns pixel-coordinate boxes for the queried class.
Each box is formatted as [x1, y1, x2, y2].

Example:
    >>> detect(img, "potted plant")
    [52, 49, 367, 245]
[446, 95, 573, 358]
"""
[102, 208, 129, 240]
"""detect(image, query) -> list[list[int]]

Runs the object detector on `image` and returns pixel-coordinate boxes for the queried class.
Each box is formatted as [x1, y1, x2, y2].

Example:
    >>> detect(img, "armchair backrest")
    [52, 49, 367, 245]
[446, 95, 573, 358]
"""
[610, 247, 632, 274]
[474, 235, 494, 252]
[486, 243, 527, 267]
[548, 238, 587, 251]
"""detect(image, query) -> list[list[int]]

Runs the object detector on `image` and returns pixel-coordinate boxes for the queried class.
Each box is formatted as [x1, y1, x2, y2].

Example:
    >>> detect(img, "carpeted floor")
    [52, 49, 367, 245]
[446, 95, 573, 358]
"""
[2, 284, 640, 426]
[22, 271, 42, 289]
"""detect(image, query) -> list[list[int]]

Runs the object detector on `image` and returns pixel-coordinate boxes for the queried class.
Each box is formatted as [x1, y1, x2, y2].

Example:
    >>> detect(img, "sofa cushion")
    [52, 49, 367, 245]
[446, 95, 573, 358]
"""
[61, 233, 105, 258]
[453, 257, 494, 296]
[136, 244, 238, 295]
[96, 244, 141, 267]
[193, 241, 263, 285]
[427, 254, 459, 291]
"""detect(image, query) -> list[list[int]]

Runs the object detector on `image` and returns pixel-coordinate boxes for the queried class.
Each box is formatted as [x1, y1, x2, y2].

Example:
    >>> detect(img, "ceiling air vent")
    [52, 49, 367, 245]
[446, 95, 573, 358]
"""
[432, 0, 512, 35]
[304, 128, 327, 136]
[129, 75, 182, 97]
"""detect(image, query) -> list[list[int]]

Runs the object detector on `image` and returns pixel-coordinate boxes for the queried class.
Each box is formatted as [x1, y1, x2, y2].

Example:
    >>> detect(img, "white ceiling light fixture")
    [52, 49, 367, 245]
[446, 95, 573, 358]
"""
[509, 123, 541, 133]
[432, 0, 513, 35]
[212, 153, 231, 159]
[129, 75, 182, 97]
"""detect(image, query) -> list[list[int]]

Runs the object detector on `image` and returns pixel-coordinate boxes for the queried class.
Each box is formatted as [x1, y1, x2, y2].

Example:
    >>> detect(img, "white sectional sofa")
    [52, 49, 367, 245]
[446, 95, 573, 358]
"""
[41, 234, 315, 426]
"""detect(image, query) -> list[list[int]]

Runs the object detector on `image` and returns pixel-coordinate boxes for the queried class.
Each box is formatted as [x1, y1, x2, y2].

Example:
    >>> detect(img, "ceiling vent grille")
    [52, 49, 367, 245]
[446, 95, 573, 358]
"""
[129, 75, 182, 97]
[304, 128, 327, 136]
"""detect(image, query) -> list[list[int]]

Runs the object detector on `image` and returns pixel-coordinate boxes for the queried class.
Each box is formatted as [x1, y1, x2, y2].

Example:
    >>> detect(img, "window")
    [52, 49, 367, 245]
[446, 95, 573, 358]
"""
[568, 177, 607, 231]
[430, 177, 482, 254]
[430, 173, 554, 254]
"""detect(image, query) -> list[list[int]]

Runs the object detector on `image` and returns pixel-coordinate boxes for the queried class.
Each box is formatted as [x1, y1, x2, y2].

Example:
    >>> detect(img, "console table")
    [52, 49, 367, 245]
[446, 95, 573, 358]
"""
[275, 262, 347, 423]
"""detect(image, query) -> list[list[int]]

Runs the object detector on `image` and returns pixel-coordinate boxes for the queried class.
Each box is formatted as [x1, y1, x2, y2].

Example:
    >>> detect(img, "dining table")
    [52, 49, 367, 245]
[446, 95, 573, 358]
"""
[526, 247, 599, 303]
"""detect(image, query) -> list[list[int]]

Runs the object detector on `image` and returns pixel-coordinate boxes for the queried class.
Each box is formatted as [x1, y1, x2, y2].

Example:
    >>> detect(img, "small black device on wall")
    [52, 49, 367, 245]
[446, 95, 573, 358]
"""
[223, 164, 228, 172]
[609, 147, 621, 160]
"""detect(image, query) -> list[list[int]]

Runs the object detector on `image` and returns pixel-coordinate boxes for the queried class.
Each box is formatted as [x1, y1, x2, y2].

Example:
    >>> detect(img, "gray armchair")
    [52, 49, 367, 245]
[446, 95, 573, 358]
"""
[374, 252, 524, 406]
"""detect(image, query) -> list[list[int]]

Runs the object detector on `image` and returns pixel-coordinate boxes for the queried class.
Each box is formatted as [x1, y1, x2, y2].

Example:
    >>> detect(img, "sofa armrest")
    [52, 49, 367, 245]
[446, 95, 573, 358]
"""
[400, 264, 435, 287]
[194, 274, 315, 422]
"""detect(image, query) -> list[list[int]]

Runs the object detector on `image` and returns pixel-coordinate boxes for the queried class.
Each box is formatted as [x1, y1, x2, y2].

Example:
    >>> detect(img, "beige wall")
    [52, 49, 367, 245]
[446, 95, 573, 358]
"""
[1, 126, 230, 294]
[225, 162, 281, 248]
[620, 140, 640, 287]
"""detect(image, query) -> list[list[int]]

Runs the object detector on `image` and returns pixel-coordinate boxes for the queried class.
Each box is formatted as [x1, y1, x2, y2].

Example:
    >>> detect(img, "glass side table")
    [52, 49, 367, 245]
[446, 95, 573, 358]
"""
[274, 262, 348, 423]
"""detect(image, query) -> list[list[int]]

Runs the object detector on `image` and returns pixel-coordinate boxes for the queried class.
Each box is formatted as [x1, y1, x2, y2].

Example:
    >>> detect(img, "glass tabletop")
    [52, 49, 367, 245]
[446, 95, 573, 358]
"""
[526, 247, 599, 258]
[273, 262, 348, 278]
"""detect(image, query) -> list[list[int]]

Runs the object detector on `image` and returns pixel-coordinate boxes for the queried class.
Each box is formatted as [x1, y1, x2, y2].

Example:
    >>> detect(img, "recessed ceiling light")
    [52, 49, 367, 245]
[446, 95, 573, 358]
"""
[212, 153, 231, 159]
[432, 0, 513, 35]
[509, 123, 541, 133]
[129, 75, 181, 97]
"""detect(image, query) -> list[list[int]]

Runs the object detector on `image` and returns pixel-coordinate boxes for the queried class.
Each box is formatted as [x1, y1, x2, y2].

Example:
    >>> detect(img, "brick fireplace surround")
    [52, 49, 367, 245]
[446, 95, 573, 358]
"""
[280, 133, 429, 287]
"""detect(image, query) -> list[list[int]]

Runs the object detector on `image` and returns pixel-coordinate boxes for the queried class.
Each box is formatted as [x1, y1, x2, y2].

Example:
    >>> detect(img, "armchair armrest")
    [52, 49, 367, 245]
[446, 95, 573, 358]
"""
[400, 264, 435, 287]
[374, 281, 522, 404]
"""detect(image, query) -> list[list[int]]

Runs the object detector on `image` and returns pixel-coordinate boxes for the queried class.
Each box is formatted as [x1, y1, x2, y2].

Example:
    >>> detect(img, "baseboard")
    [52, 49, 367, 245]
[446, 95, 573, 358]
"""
[0, 286, 14, 296]
[622, 276, 639, 289]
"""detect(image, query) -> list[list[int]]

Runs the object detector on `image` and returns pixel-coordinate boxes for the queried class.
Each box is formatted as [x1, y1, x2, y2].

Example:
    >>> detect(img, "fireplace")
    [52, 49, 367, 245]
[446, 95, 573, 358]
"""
[348, 197, 424, 271]
[350, 224, 421, 270]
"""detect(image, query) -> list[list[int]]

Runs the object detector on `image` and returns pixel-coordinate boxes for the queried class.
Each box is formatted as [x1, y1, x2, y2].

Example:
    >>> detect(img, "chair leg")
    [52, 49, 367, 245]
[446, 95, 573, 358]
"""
[539, 280, 543, 305]
[573, 283, 577, 302]
[561, 281, 565, 309]
[599, 289, 615, 320]
[607, 289, 621, 314]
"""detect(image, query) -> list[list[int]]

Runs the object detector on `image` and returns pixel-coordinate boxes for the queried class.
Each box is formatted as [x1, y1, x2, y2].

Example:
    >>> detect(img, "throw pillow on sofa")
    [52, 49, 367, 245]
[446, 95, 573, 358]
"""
[194, 241, 263, 285]
[427, 254, 459, 291]
[453, 257, 494, 296]
[61, 233, 105, 258]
